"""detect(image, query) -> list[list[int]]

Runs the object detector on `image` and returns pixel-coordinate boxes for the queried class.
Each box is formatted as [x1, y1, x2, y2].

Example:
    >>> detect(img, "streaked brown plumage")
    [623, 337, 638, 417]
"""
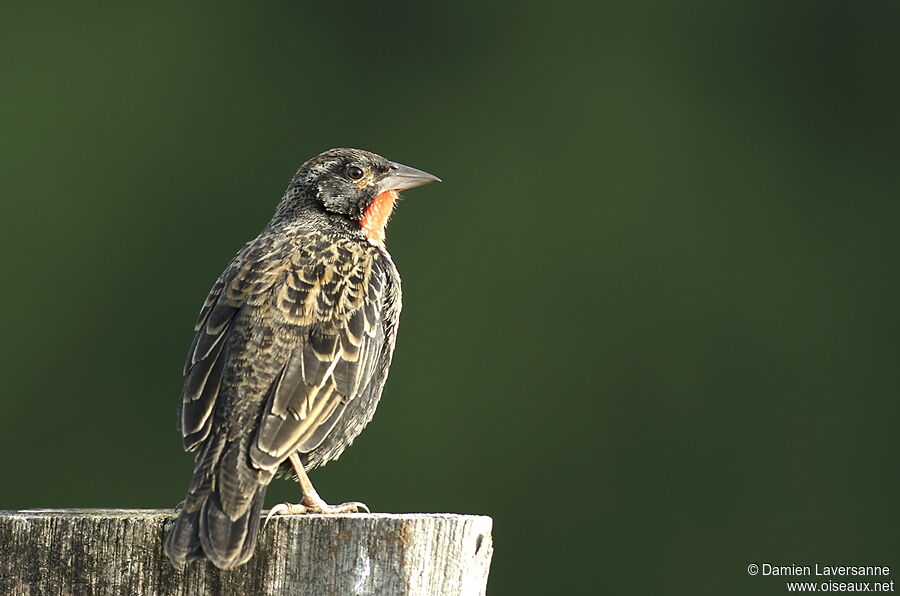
[164, 148, 439, 569]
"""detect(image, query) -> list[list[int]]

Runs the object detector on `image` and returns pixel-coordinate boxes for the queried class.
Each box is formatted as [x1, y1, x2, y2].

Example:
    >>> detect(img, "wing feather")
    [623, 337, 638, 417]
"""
[249, 250, 387, 472]
[179, 250, 286, 451]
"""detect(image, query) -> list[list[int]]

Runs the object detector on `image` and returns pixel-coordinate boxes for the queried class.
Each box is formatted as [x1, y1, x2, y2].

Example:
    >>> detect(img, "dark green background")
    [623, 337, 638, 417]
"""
[2, 2, 898, 594]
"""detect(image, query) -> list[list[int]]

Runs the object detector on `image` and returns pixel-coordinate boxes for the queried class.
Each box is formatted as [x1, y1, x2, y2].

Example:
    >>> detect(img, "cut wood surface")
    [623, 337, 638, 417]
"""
[0, 509, 493, 596]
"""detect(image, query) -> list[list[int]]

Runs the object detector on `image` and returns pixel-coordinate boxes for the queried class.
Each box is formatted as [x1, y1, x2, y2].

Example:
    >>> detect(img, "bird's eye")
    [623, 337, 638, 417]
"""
[346, 166, 364, 180]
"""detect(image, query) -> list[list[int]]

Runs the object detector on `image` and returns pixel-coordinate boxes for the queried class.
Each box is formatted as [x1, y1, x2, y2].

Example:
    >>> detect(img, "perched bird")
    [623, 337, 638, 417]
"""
[164, 148, 439, 569]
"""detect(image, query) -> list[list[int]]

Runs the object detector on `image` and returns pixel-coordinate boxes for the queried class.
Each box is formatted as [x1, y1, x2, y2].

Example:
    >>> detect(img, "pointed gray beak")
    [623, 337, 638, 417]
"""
[377, 161, 441, 192]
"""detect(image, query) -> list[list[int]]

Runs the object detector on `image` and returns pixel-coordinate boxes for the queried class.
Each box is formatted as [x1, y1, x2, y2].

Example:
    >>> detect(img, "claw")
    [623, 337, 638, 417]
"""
[348, 501, 370, 514]
[307, 500, 368, 514]
[264, 502, 309, 526]
[263, 499, 368, 526]
[301, 491, 369, 514]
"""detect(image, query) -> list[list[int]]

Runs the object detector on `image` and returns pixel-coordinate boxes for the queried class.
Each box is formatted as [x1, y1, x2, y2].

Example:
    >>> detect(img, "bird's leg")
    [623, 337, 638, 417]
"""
[288, 452, 370, 514]
[265, 453, 369, 524]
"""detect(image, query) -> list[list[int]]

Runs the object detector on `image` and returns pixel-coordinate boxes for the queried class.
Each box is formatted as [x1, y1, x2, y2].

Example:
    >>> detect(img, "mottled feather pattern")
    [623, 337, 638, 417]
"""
[250, 236, 392, 471]
[165, 148, 433, 570]
[177, 230, 398, 460]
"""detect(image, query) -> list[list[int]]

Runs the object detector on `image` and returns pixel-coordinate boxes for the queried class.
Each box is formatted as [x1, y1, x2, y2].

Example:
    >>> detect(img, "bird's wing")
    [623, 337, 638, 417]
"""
[180, 248, 284, 451]
[247, 246, 388, 472]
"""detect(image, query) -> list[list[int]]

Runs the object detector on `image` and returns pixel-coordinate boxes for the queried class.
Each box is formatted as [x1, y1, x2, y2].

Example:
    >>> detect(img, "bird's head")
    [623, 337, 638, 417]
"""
[284, 148, 440, 245]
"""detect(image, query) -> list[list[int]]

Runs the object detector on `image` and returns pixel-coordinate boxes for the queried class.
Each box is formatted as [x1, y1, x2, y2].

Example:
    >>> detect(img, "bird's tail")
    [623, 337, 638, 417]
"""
[164, 438, 269, 570]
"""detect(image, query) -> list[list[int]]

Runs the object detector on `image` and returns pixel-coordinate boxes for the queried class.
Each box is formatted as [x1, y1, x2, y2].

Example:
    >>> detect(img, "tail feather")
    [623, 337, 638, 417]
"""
[165, 481, 268, 570]
[164, 507, 206, 567]
[199, 487, 266, 569]
[164, 437, 269, 570]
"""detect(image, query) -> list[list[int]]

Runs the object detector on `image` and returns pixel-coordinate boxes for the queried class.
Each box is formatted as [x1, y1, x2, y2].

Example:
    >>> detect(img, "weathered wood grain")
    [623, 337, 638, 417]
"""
[0, 509, 493, 596]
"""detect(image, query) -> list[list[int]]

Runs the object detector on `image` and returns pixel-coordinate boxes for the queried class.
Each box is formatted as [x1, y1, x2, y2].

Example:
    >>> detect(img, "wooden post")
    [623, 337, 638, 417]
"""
[0, 509, 493, 595]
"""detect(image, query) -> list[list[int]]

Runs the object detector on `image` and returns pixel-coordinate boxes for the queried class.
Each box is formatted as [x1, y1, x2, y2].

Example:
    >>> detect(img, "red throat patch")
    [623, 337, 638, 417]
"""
[359, 190, 398, 245]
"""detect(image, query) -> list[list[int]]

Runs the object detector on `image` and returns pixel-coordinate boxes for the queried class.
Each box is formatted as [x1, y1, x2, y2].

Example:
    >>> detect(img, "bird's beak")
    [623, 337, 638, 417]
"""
[378, 162, 441, 192]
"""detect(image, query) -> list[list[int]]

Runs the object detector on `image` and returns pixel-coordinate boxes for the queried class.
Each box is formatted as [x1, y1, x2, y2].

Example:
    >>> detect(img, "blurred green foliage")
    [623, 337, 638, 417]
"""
[1, 2, 897, 594]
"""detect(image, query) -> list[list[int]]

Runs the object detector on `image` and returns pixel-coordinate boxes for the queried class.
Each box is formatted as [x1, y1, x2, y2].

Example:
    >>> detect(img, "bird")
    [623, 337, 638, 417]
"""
[164, 147, 440, 570]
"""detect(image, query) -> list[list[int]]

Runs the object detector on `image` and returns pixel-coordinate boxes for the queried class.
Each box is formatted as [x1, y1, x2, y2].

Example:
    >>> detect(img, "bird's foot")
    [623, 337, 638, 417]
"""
[302, 494, 370, 515]
[264, 501, 309, 525]
[264, 496, 369, 525]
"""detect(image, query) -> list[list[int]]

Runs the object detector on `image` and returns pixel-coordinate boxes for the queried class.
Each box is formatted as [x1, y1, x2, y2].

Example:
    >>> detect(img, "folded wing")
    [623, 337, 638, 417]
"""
[248, 246, 388, 472]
